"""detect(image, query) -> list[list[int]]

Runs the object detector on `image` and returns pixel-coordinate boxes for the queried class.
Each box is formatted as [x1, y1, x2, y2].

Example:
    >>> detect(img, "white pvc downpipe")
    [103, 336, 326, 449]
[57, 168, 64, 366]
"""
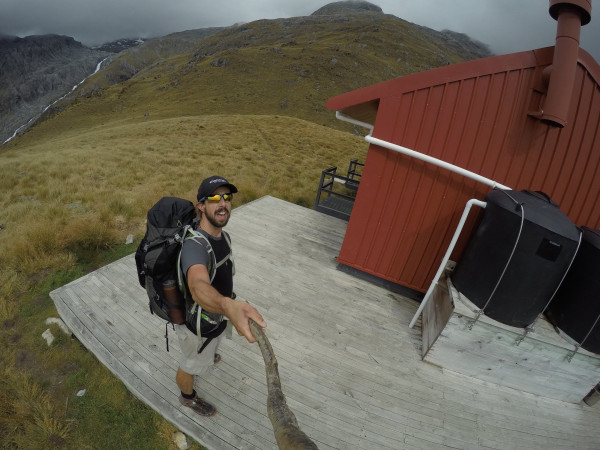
[408, 199, 487, 328]
[334, 111, 513, 328]
[364, 134, 512, 327]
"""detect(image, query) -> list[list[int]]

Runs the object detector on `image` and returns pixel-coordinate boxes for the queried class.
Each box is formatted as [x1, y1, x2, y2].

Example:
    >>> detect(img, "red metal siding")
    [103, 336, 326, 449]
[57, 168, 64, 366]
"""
[332, 47, 600, 293]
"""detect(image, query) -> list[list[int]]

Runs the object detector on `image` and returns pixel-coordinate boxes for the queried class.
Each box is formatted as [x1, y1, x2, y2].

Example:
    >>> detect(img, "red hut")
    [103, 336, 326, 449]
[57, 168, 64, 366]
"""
[326, 0, 599, 298]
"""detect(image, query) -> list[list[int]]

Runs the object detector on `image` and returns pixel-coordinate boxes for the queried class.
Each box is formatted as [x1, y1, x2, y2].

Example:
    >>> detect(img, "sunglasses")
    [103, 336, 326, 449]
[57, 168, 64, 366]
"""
[203, 193, 233, 203]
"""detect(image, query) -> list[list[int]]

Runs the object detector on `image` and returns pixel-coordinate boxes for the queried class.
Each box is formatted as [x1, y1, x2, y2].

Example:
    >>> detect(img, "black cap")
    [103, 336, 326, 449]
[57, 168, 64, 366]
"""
[197, 175, 238, 202]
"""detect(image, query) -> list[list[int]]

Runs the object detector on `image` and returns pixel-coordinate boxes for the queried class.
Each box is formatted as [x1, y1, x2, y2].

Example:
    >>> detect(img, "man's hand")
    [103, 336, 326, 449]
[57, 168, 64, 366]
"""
[223, 298, 266, 343]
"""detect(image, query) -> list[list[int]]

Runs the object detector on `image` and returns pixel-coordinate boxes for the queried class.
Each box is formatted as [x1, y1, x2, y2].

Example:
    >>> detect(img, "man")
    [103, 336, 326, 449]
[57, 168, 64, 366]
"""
[175, 175, 266, 417]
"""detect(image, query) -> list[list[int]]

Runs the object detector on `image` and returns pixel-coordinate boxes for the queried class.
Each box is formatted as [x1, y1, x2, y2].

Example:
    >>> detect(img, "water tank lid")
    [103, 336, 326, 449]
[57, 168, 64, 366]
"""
[485, 190, 579, 240]
[582, 226, 600, 247]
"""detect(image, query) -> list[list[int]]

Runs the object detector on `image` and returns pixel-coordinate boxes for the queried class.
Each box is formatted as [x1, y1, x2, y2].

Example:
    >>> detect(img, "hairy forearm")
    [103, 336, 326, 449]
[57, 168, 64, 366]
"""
[189, 278, 231, 315]
[187, 264, 266, 342]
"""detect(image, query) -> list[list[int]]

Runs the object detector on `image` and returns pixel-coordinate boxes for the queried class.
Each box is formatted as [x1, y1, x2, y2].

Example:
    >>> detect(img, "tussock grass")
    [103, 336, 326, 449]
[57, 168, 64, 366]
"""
[0, 13, 489, 446]
[0, 112, 365, 448]
[0, 368, 73, 448]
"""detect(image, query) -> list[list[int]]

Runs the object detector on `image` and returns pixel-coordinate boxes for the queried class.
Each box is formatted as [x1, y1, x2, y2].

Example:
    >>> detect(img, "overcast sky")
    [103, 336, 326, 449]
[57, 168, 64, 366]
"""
[1, 0, 599, 62]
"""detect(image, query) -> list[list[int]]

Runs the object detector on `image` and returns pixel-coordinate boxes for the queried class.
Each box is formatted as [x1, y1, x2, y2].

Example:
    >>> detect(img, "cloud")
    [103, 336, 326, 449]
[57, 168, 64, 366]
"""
[385, 0, 597, 59]
[0, 0, 598, 60]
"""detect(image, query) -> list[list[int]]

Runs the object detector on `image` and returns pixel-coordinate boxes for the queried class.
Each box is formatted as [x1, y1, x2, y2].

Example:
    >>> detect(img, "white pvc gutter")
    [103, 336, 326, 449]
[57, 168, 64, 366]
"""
[365, 135, 511, 191]
[335, 111, 511, 190]
[335, 111, 374, 133]
[334, 111, 513, 328]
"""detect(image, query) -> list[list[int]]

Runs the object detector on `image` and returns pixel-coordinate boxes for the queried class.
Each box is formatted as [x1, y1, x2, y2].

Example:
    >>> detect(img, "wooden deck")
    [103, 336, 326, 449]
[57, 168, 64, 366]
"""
[50, 196, 600, 449]
[423, 277, 600, 404]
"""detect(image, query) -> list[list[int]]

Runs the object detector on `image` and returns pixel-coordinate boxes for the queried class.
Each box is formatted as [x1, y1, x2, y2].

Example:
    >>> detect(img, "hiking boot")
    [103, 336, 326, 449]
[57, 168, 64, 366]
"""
[179, 395, 217, 417]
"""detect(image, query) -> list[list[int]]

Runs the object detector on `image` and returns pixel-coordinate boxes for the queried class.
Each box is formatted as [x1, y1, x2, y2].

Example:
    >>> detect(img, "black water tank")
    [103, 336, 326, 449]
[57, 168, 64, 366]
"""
[544, 227, 600, 354]
[451, 190, 580, 328]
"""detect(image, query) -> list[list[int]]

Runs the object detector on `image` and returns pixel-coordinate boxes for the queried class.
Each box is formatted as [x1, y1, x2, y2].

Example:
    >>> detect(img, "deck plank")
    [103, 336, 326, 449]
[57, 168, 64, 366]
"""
[50, 196, 600, 449]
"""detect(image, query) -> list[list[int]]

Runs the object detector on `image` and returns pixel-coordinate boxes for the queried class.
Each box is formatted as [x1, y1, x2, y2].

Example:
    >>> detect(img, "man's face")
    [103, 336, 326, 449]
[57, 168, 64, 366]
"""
[199, 185, 232, 228]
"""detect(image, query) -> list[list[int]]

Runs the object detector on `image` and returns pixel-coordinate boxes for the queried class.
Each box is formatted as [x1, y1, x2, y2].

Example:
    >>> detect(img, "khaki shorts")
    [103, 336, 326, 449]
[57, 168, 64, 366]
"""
[175, 324, 223, 375]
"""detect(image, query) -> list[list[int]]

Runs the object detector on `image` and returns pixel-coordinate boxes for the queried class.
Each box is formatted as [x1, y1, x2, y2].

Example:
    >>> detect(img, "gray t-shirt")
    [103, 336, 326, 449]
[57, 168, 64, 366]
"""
[180, 232, 212, 279]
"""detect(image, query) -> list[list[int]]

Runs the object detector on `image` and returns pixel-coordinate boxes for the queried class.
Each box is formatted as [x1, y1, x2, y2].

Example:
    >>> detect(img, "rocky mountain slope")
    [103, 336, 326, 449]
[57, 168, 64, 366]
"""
[0, 35, 111, 143]
[1, 1, 491, 144]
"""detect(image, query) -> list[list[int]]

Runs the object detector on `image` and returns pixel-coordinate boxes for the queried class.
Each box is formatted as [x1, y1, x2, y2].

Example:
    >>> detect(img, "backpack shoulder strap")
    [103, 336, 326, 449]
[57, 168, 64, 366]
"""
[214, 231, 234, 275]
[222, 230, 231, 247]
[177, 228, 217, 292]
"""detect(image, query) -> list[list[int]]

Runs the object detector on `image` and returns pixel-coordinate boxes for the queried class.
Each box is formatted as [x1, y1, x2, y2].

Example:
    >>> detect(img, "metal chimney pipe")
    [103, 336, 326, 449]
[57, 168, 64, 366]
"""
[540, 0, 592, 127]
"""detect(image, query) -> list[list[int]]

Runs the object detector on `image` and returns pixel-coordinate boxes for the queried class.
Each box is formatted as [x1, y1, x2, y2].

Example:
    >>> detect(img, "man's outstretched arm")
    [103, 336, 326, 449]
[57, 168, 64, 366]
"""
[186, 264, 266, 343]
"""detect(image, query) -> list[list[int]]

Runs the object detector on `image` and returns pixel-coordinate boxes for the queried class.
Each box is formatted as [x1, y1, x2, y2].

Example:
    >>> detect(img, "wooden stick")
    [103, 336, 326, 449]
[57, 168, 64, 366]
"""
[249, 318, 319, 450]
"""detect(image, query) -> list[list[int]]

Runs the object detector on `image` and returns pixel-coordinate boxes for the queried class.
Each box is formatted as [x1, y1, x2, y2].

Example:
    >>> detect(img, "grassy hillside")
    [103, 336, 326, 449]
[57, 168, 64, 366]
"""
[0, 7, 490, 448]
[0, 114, 366, 448]
[32, 12, 488, 140]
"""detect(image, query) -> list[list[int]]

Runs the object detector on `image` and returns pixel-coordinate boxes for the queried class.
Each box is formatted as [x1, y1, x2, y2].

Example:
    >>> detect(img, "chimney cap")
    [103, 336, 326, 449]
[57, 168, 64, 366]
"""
[549, 0, 592, 25]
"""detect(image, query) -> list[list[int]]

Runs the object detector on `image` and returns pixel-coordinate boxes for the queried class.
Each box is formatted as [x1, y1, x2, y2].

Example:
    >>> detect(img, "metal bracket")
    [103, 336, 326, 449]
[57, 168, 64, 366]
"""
[515, 324, 536, 346]
[567, 344, 580, 362]
[468, 309, 485, 330]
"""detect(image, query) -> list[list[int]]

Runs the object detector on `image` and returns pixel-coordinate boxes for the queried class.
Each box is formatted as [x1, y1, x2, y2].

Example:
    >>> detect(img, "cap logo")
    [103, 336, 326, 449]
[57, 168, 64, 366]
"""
[210, 178, 226, 184]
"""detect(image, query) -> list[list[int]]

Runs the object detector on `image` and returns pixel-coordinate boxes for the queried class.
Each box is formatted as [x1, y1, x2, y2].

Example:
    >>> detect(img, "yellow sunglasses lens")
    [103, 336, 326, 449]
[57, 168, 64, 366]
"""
[206, 193, 232, 202]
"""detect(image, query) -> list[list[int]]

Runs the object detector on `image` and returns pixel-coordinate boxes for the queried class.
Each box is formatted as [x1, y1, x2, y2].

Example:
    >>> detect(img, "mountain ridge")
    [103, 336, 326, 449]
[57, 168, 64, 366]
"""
[1, 1, 492, 144]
